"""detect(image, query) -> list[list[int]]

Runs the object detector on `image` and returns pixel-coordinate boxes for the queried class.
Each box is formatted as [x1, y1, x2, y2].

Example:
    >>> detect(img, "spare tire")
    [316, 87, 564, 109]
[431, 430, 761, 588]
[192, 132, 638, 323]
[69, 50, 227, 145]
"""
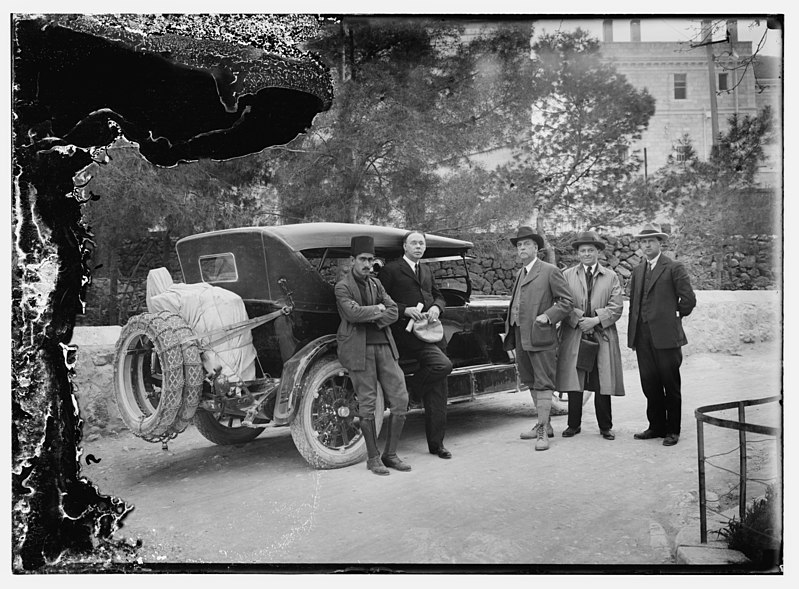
[113, 311, 202, 440]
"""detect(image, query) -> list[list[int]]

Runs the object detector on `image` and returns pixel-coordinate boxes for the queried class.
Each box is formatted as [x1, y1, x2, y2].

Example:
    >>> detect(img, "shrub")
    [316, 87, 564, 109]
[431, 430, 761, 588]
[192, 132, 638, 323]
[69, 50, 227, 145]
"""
[719, 484, 782, 570]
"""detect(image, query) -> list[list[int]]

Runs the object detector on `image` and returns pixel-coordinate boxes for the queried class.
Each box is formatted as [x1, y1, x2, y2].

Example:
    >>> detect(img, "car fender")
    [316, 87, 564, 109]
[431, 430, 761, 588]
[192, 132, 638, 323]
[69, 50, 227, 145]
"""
[272, 334, 337, 425]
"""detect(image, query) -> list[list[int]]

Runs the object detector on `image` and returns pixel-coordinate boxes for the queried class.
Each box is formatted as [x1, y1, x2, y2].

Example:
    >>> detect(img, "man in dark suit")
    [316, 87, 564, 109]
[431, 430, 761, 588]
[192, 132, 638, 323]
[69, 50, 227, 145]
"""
[502, 226, 573, 451]
[335, 235, 411, 475]
[627, 223, 696, 447]
[379, 231, 454, 459]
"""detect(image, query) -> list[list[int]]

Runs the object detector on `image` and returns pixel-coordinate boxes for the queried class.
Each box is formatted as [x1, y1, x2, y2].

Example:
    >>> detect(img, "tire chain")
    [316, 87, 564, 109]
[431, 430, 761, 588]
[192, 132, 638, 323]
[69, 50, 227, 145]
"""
[114, 312, 185, 440]
[161, 312, 204, 436]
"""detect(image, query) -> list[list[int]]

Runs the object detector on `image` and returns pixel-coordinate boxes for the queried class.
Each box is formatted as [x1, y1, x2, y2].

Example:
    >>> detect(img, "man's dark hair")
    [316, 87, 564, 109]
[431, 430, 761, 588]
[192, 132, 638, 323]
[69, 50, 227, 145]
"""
[403, 230, 426, 244]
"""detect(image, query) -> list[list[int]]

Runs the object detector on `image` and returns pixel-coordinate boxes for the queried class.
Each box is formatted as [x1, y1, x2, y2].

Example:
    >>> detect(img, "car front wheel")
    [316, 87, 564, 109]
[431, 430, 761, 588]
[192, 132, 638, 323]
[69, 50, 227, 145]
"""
[290, 356, 385, 469]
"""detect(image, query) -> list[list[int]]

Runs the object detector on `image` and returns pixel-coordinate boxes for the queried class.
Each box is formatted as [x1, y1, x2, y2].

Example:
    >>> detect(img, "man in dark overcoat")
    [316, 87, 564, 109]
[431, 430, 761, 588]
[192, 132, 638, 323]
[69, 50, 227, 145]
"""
[627, 223, 697, 447]
[379, 230, 454, 459]
[502, 226, 573, 451]
[335, 235, 411, 475]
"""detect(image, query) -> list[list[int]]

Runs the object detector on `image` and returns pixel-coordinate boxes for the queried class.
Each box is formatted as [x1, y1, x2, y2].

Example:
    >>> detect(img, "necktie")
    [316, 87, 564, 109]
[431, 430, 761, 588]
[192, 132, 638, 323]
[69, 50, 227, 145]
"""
[585, 266, 593, 316]
[414, 263, 420, 281]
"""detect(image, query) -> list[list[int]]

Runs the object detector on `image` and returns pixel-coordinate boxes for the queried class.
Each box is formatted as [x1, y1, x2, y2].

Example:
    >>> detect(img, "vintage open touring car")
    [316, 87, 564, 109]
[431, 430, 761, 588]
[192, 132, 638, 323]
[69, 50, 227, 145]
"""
[113, 222, 584, 469]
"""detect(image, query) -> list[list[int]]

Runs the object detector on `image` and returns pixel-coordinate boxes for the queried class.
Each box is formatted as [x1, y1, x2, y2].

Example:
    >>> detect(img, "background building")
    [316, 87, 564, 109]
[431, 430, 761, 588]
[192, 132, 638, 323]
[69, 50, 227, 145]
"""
[598, 18, 781, 188]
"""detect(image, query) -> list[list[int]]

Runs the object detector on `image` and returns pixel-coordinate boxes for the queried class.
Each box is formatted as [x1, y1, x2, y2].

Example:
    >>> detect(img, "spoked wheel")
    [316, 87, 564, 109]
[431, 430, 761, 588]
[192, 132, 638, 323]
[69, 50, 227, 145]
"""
[193, 407, 267, 445]
[290, 356, 385, 469]
[113, 312, 188, 440]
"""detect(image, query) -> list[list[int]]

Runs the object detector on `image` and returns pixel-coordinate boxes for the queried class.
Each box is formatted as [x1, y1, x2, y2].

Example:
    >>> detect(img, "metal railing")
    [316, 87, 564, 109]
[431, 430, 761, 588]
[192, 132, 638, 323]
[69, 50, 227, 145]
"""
[694, 396, 781, 543]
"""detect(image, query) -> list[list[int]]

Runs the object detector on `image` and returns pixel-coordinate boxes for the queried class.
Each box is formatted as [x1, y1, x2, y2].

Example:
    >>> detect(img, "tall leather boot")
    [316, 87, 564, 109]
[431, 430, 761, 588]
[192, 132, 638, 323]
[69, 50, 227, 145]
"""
[361, 417, 389, 475]
[381, 414, 411, 471]
[535, 391, 552, 451]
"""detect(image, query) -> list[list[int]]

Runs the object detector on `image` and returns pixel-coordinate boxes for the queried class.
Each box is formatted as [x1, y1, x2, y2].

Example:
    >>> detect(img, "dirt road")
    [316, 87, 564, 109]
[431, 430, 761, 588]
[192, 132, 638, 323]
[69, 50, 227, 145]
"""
[81, 341, 781, 568]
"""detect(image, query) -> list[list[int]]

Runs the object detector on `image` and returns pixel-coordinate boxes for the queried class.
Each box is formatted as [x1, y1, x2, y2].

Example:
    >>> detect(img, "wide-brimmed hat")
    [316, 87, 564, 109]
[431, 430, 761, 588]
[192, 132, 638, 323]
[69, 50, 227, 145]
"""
[635, 223, 668, 241]
[411, 317, 444, 343]
[350, 235, 375, 257]
[571, 231, 605, 251]
[509, 225, 544, 249]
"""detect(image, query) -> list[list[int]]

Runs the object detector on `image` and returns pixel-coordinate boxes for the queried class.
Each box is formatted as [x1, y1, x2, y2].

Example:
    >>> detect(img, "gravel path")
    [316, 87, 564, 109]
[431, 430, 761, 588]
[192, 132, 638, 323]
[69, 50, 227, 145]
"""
[81, 340, 781, 568]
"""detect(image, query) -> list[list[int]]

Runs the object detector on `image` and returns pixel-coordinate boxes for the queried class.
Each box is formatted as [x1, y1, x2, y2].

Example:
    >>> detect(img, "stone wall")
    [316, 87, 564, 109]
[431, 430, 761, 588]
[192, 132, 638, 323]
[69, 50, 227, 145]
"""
[79, 229, 778, 326]
[430, 232, 779, 296]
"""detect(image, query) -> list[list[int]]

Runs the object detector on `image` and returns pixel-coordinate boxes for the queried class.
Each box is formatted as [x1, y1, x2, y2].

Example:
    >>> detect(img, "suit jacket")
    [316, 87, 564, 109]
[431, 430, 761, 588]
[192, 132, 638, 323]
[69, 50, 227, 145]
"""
[627, 254, 696, 349]
[503, 259, 573, 352]
[379, 258, 447, 353]
[334, 270, 399, 371]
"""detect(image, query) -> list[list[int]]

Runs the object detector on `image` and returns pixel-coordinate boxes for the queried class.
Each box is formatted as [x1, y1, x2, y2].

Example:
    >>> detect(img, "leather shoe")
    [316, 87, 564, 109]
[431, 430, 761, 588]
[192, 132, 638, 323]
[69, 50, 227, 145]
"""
[430, 447, 452, 459]
[662, 433, 680, 446]
[521, 426, 554, 439]
[562, 426, 581, 437]
[634, 429, 665, 440]
[381, 454, 412, 471]
[600, 429, 615, 440]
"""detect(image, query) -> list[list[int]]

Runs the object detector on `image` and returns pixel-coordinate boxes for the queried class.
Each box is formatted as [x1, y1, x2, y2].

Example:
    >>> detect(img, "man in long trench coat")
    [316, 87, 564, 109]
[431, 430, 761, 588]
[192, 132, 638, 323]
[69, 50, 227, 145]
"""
[556, 231, 625, 440]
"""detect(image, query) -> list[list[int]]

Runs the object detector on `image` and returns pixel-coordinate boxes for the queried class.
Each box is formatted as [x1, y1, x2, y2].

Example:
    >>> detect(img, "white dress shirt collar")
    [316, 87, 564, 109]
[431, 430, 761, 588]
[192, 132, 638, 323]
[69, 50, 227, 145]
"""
[403, 255, 418, 272]
[647, 253, 662, 269]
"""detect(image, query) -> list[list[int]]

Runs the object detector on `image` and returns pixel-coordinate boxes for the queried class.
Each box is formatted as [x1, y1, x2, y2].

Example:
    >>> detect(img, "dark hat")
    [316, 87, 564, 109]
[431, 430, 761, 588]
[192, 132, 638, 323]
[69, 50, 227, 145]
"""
[635, 222, 668, 241]
[350, 235, 375, 257]
[571, 231, 605, 251]
[509, 226, 544, 249]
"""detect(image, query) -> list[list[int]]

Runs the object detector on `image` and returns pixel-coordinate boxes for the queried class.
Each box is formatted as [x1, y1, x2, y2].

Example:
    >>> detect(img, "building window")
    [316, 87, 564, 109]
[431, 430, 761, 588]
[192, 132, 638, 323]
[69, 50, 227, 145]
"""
[675, 144, 690, 164]
[673, 73, 687, 100]
[718, 72, 729, 91]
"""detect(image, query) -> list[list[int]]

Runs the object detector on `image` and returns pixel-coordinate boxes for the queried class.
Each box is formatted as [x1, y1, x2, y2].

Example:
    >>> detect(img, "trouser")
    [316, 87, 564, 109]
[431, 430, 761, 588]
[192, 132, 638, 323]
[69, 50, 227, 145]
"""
[513, 326, 556, 392]
[513, 326, 555, 427]
[567, 360, 612, 430]
[567, 391, 612, 430]
[407, 342, 452, 452]
[634, 322, 683, 435]
[349, 344, 409, 419]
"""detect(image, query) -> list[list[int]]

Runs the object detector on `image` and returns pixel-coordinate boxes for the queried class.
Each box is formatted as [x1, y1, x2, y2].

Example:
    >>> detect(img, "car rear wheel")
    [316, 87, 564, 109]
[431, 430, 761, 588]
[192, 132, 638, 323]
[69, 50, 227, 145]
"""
[290, 356, 385, 470]
[113, 312, 200, 440]
[193, 407, 266, 445]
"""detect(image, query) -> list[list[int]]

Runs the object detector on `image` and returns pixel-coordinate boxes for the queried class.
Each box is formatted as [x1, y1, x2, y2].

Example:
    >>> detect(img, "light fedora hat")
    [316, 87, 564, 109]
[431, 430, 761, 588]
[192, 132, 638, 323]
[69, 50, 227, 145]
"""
[411, 317, 444, 343]
[635, 222, 668, 240]
[571, 231, 606, 251]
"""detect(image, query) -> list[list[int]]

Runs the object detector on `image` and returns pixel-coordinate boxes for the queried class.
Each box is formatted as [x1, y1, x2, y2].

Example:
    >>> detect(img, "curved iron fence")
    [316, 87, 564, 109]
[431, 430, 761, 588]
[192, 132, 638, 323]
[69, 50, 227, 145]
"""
[694, 395, 781, 543]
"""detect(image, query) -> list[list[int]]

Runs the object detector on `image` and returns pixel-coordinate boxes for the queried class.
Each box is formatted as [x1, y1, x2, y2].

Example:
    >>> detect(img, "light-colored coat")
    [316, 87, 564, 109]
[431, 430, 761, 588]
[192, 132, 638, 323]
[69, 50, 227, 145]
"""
[555, 264, 625, 396]
[334, 271, 399, 372]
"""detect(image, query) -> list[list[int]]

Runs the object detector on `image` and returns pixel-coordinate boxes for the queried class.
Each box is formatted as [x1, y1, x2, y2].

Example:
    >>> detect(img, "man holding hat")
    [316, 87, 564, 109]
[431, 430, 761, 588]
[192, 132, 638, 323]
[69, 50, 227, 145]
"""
[555, 231, 625, 441]
[335, 235, 411, 475]
[627, 223, 696, 447]
[380, 230, 454, 459]
[503, 226, 573, 451]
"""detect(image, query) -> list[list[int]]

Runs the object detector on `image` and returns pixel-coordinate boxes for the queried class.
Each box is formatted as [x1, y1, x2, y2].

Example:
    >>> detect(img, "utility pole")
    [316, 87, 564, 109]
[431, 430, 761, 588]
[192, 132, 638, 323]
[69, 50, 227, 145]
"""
[701, 20, 720, 154]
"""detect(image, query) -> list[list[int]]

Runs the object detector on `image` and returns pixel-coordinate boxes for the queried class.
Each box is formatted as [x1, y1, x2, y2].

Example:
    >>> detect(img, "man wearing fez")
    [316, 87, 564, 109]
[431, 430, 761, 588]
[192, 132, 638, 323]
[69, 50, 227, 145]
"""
[555, 231, 625, 441]
[380, 231, 454, 459]
[334, 235, 411, 475]
[627, 223, 696, 447]
[503, 226, 573, 451]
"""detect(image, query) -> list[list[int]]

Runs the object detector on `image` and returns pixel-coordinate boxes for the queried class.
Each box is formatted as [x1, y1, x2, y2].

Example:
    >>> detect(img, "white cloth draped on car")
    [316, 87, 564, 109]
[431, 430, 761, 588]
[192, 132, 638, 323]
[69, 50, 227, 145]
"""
[145, 267, 257, 382]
